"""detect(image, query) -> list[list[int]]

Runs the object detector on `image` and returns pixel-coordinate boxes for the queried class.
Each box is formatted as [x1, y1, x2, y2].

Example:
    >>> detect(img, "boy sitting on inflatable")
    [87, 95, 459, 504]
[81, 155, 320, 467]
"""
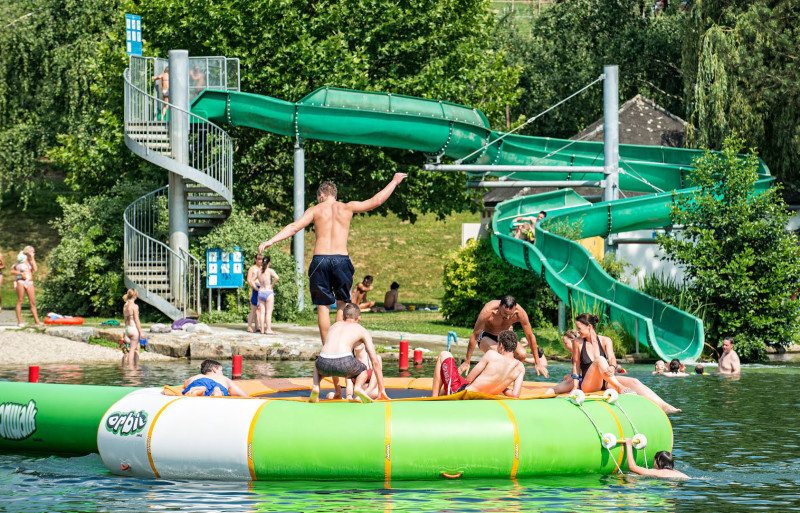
[310, 303, 388, 403]
[182, 359, 248, 397]
[432, 330, 525, 397]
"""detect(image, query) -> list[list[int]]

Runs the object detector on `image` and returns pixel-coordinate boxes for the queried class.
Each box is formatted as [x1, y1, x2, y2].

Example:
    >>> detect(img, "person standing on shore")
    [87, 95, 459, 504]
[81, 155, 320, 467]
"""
[122, 289, 143, 368]
[12, 246, 40, 327]
[246, 254, 263, 333]
[259, 174, 407, 343]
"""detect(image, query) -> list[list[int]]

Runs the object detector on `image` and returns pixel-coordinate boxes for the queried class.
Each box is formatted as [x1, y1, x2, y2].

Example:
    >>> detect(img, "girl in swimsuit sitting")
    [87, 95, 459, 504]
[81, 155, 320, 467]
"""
[122, 289, 143, 367]
[256, 255, 279, 335]
[546, 313, 681, 414]
[13, 247, 40, 327]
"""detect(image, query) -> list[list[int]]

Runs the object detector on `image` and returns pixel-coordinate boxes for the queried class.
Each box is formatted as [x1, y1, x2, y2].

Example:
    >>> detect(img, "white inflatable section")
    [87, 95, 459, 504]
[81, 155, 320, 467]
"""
[97, 389, 175, 478]
[150, 396, 265, 480]
[97, 388, 267, 481]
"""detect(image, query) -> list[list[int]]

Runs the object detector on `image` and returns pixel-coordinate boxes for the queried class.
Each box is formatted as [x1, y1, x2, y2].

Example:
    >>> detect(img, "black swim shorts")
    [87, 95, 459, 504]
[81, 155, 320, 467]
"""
[315, 354, 367, 379]
[308, 255, 354, 306]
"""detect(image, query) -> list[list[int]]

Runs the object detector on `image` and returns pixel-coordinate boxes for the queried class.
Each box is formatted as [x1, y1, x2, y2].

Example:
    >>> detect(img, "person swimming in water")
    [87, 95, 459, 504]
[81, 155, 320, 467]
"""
[182, 359, 248, 397]
[623, 438, 688, 479]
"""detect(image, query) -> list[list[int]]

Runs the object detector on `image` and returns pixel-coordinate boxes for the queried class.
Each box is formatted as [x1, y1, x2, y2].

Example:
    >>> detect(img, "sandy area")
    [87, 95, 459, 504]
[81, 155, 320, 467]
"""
[0, 330, 172, 364]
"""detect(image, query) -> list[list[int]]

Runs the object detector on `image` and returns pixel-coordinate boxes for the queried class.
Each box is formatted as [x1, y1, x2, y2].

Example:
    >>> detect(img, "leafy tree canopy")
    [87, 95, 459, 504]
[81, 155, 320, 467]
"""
[658, 138, 800, 361]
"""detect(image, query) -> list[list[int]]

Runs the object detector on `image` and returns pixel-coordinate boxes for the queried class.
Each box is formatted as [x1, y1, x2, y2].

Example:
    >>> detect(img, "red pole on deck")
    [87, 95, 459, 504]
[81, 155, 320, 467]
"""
[232, 354, 243, 379]
[413, 348, 423, 366]
[28, 366, 40, 383]
[399, 340, 409, 371]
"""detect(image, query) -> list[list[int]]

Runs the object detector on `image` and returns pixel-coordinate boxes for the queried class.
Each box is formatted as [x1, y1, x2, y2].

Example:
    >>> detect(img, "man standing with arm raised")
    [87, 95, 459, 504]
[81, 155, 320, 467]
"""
[458, 295, 548, 378]
[259, 173, 407, 342]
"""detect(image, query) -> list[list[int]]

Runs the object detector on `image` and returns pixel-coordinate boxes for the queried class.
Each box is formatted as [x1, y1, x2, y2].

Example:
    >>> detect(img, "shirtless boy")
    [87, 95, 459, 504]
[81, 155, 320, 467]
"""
[461, 295, 548, 378]
[182, 359, 248, 397]
[246, 254, 263, 333]
[259, 174, 407, 343]
[352, 275, 375, 312]
[432, 330, 525, 398]
[718, 336, 741, 374]
[310, 303, 388, 403]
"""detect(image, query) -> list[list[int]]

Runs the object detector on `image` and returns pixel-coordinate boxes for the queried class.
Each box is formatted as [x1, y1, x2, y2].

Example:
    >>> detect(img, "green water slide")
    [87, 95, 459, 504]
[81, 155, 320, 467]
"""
[191, 87, 773, 361]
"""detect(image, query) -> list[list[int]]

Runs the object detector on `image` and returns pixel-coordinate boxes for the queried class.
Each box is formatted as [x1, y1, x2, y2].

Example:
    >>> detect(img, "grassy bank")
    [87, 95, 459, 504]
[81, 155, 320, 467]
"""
[305, 211, 479, 307]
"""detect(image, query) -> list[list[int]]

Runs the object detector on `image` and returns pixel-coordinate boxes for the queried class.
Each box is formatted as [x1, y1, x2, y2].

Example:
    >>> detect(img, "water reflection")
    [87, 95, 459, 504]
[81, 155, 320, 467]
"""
[1, 362, 800, 512]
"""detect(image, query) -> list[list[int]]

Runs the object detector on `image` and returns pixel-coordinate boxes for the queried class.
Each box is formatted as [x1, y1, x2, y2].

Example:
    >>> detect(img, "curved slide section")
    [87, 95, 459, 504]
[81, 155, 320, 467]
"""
[191, 87, 772, 361]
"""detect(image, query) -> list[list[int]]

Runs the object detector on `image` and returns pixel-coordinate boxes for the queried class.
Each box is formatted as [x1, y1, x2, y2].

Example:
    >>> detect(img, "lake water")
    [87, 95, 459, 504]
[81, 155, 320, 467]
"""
[1, 360, 798, 512]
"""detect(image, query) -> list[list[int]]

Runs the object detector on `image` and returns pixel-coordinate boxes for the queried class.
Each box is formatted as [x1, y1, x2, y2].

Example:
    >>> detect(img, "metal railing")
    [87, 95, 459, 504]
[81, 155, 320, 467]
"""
[123, 55, 235, 319]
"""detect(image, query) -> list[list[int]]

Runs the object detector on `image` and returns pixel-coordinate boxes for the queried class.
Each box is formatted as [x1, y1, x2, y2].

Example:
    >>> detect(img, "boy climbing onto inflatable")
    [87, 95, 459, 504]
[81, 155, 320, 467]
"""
[433, 330, 525, 398]
[182, 359, 248, 397]
[310, 303, 388, 403]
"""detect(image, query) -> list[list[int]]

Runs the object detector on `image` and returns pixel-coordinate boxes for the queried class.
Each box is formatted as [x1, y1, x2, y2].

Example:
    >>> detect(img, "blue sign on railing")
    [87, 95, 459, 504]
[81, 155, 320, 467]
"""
[125, 14, 142, 56]
[206, 247, 244, 289]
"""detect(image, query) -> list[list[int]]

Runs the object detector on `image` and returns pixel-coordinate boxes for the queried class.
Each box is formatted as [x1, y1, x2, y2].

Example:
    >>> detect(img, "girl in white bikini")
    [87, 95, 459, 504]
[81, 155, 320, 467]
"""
[256, 256, 279, 335]
[13, 246, 40, 327]
[122, 289, 143, 366]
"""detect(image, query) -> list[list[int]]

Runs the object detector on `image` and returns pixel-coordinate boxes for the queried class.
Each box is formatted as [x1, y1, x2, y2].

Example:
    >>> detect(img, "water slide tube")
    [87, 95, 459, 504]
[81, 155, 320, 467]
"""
[191, 87, 773, 360]
[0, 381, 671, 481]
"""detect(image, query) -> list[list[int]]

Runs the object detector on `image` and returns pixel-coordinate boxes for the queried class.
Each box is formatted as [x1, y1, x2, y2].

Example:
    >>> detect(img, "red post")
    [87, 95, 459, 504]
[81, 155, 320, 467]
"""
[399, 340, 409, 371]
[28, 366, 40, 383]
[232, 354, 243, 379]
[413, 348, 423, 366]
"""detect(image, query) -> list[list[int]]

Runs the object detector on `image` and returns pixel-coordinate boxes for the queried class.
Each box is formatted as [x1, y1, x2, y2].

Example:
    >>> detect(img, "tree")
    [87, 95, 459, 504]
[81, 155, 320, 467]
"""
[493, 0, 688, 138]
[657, 137, 800, 361]
[441, 237, 557, 327]
[136, 0, 521, 222]
[0, 0, 160, 204]
[684, 0, 800, 197]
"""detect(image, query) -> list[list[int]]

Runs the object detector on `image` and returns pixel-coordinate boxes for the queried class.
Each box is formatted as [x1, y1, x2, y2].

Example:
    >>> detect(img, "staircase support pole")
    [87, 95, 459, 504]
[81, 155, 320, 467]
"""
[603, 64, 620, 255]
[168, 49, 190, 309]
[293, 140, 306, 311]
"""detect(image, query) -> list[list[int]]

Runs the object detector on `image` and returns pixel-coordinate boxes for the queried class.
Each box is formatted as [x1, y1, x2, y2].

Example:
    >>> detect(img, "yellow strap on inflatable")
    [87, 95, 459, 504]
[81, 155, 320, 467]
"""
[598, 401, 626, 473]
[384, 402, 392, 487]
[497, 401, 521, 479]
[146, 397, 183, 478]
[247, 400, 271, 480]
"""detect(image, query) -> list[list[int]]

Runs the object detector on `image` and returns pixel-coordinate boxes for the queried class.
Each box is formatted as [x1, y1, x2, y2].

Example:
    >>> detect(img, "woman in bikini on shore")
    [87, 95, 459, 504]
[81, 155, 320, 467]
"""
[547, 313, 680, 414]
[256, 255, 279, 335]
[12, 246, 40, 327]
[122, 289, 143, 367]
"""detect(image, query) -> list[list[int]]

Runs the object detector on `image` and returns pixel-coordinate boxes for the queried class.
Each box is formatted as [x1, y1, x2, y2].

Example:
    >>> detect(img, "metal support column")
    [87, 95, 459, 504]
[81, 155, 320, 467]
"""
[603, 64, 620, 254]
[293, 140, 306, 311]
[168, 50, 190, 305]
[558, 300, 566, 333]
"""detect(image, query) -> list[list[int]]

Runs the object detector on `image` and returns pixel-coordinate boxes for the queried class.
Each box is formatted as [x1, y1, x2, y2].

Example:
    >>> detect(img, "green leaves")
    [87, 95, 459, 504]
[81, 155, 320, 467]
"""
[441, 237, 556, 327]
[658, 137, 800, 361]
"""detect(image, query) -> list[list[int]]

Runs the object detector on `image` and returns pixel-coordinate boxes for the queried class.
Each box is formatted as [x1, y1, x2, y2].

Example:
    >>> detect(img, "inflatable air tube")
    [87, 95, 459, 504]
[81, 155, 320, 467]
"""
[0, 382, 672, 481]
[43, 316, 85, 325]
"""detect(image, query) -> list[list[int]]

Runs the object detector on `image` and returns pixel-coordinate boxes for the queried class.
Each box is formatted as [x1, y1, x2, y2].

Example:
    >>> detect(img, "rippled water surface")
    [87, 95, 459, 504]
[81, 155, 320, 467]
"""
[1, 360, 798, 512]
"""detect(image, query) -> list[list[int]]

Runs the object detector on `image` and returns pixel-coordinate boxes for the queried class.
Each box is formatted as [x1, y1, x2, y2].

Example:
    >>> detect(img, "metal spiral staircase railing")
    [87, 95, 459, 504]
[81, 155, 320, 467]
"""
[123, 55, 237, 320]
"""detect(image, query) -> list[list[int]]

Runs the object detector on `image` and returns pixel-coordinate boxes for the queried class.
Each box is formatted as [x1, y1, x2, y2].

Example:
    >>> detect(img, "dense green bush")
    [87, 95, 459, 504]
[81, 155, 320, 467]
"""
[40, 180, 156, 316]
[441, 237, 557, 328]
[658, 138, 800, 361]
[196, 209, 302, 323]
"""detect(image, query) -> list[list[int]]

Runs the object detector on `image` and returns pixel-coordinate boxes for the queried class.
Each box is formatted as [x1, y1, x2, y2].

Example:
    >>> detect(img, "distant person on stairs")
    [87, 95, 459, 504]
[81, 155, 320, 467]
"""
[259, 174, 407, 343]
[153, 66, 169, 119]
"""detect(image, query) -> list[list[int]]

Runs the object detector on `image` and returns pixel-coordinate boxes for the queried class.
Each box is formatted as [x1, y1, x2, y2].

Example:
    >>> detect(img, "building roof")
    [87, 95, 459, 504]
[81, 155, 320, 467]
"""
[482, 95, 686, 207]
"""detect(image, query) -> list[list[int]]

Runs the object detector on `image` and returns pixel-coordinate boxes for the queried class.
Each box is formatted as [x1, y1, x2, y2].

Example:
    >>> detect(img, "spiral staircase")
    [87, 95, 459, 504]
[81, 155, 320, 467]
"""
[122, 55, 238, 319]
